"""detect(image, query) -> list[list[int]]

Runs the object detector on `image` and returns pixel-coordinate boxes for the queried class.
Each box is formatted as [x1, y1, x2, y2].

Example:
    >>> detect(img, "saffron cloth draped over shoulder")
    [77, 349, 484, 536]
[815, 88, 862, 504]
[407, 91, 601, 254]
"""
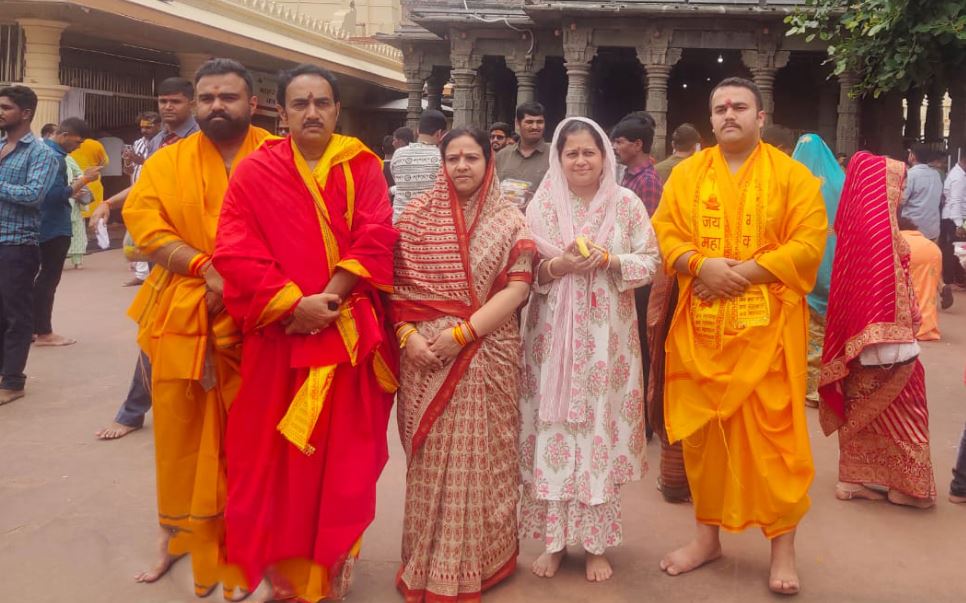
[122, 125, 274, 598]
[651, 141, 826, 537]
[213, 134, 398, 601]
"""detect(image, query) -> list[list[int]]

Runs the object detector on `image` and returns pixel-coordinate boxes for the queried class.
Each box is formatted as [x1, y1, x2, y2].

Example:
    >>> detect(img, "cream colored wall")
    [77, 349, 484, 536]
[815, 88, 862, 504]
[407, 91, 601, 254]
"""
[276, 0, 400, 35]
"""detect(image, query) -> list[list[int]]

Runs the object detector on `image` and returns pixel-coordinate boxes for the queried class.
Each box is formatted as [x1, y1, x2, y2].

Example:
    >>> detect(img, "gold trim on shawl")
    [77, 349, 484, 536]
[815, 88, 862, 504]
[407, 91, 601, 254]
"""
[256, 281, 304, 330]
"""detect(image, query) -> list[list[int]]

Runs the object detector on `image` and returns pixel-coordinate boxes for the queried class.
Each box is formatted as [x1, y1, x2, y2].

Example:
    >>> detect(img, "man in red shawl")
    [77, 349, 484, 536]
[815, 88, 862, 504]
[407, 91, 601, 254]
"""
[213, 64, 398, 601]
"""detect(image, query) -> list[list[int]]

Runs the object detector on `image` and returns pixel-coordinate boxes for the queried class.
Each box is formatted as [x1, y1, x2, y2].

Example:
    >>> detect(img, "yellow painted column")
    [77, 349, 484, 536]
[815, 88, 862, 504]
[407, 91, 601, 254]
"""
[16, 19, 69, 135]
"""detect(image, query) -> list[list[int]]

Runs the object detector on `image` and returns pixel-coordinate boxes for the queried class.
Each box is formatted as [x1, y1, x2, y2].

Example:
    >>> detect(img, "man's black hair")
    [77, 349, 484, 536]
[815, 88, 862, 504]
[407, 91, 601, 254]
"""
[58, 117, 92, 139]
[489, 121, 513, 136]
[40, 123, 57, 137]
[611, 116, 655, 154]
[393, 126, 415, 143]
[194, 58, 254, 96]
[418, 110, 447, 136]
[277, 64, 341, 106]
[0, 85, 39, 118]
[515, 101, 545, 122]
[158, 77, 194, 100]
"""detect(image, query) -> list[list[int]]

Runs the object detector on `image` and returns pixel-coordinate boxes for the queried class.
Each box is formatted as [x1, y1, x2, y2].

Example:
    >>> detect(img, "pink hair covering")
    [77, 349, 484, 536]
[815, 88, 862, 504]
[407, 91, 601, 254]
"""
[525, 116, 621, 423]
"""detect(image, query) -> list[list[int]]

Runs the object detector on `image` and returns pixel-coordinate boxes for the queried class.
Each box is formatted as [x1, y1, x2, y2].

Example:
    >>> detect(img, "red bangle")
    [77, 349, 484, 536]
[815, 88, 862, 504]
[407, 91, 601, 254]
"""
[188, 253, 211, 277]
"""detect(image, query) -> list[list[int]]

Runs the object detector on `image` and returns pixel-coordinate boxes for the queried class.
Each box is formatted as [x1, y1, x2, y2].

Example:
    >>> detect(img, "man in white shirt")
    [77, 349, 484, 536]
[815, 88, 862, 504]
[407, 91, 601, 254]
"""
[941, 155, 966, 286]
[390, 110, 446, 222]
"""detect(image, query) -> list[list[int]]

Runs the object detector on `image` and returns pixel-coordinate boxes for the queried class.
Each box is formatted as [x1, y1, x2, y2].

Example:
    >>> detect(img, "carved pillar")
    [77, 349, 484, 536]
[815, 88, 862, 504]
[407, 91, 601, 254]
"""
[401, 49, 431, 130]
[836, 71, 861, 156]
[637, 37, 682, 160]
[562, 27, 595, 117]
[740, 48, 790, 124]
[175, 52, 211, 80]
[506, 51, 541, 108]
[904, 87, 925, 141]
[949, 78, 965, 158]
[924, 81, 946, 143]
[16, 19, 69, 135]
[450, 33, 481, 127]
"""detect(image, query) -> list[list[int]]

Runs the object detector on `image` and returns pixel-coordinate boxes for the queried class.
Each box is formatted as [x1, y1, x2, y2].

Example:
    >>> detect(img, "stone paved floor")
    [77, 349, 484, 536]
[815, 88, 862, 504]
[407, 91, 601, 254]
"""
[1, 250, 964, 602]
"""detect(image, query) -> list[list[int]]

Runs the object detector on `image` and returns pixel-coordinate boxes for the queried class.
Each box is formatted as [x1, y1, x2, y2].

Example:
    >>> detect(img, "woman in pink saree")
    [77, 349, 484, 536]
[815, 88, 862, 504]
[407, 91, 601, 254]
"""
[393, 127, 535, 601]
[820, 151, 936, 509]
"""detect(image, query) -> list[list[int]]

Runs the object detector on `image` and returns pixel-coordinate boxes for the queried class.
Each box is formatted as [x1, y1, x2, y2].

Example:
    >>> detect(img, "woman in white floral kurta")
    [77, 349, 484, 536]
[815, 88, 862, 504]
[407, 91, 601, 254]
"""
[519, 117, 660, 582]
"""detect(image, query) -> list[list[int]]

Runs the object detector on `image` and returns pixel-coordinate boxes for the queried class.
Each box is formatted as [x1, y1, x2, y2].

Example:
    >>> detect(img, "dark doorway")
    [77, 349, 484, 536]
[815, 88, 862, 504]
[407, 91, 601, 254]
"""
[591, 47, 645, 131]
[773, 54, 823, 134]
[667, 49, 752, 148]
[537, 56, 567, 137]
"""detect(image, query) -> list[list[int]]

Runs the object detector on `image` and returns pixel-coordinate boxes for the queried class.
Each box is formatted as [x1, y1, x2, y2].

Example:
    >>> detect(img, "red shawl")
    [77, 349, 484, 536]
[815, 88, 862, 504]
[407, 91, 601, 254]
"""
[819, 151, 918, 425]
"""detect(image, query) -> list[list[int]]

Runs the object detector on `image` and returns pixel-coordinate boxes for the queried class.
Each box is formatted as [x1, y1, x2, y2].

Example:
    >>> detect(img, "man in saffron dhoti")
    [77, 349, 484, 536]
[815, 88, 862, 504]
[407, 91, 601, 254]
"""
[652, 77, 826, 596]
[124, 58, 272, 599]
[214, 64, 398, 602]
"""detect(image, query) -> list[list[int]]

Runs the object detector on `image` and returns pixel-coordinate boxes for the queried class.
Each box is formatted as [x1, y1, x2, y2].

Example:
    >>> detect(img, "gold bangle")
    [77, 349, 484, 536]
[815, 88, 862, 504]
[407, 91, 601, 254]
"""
[398, 327, 417, 349]
[165, 243, 188, 267]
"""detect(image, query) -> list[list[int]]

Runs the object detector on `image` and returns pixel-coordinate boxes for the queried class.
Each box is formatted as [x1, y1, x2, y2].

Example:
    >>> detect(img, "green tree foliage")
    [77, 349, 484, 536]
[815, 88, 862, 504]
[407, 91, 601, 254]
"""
[786, 0, 966, 97]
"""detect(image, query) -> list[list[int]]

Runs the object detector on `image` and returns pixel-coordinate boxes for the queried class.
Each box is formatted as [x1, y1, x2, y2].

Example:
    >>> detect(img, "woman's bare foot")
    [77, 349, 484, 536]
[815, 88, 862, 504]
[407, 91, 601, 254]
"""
[134, 528, 180, 583]
[96, 422, 141, 440]
[887, 490, 935, 509]
[531, 549, 566, 578]
[660, 523, 722, 576]
[835, 481, 885, 501]
[585, 552, 613, 582]
[769, 531, 800, 595]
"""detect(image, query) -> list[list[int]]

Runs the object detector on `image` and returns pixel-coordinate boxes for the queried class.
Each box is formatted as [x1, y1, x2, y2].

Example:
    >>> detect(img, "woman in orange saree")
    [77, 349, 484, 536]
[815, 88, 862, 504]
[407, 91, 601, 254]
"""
[393, 128, 535, 602]
[820, 151, 937, 509]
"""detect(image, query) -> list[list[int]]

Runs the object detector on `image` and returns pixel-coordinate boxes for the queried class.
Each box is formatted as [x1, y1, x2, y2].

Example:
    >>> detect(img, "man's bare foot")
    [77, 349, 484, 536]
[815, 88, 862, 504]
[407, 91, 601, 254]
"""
[531, 549, 566, 578]
[96, 421, 141, 440]
[949, 493, 966, 504]
[34, 333, 77, 347]
[769, 531, 800, 595]
[887, 490, 935, 509]
[585, 552, 613, 582]
[123, 278, 144, 287]
[0, 389, 25, 407]
[134, 528, 180, 583]
[660, 523, 722, 576]
[835, 481, 885, 501]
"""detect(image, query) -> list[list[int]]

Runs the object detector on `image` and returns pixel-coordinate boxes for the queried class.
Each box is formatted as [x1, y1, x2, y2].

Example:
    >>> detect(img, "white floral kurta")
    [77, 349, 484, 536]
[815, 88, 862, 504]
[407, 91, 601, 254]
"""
[519, 187, 660, 554]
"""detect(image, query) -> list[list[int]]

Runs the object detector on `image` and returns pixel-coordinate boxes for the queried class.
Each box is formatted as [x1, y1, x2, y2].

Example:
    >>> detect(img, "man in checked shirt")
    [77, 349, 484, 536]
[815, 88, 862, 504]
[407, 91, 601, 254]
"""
[0, 85, 59, 406]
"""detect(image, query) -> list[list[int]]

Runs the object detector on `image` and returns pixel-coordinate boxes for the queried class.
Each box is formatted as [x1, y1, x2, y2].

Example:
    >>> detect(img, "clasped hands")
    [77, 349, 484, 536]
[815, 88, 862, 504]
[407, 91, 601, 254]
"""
[692, 257, 752, 302]
[549, 241, 608, 277]
[283, 292, 342, 335]
[404, 327, 466, 371]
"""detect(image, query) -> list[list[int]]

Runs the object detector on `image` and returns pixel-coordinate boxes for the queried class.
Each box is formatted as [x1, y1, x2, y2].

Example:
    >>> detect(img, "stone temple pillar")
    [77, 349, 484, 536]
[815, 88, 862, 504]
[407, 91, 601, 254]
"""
[636, 46, 682, 160]
[904, 87, 925, 141]
[741, 49, 789, 124]
[402, 69, 428, 131]
[16, 19, 69, 135]
[563, 27, 595, 118]
[451, 69, 478, 127]
[506, 51, 540, 109]
[426, 74, 445, 112]
[836, 72, 861, 156]
[924, 81, 946, 143]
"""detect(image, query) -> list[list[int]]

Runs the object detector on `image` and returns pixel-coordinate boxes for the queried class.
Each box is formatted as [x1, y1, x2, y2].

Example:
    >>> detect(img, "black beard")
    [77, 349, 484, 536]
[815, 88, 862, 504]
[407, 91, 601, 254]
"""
[198, 113, 250, 142]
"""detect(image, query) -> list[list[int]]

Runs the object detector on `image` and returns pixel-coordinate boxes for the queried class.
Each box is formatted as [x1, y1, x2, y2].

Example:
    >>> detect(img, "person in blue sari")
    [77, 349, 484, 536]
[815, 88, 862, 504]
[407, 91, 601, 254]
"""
[792, 133, 844, 406]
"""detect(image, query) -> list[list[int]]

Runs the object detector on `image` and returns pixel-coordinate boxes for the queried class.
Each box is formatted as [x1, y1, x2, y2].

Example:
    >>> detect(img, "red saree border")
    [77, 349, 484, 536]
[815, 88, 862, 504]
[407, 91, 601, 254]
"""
[395, 549, 518, 603]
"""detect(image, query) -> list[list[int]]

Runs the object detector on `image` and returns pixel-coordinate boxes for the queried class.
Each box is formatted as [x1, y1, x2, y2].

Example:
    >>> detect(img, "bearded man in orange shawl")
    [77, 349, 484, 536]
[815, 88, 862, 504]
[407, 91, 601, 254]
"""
[651, 78, 826, 596]
[123, 59, 273, 599]
[213, 64, 398, 602]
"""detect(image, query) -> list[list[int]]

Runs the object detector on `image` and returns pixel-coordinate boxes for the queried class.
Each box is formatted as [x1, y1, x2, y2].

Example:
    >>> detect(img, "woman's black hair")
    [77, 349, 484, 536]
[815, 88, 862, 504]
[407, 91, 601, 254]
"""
[555, 119, 606, 157]
[439, 127, 492, 163]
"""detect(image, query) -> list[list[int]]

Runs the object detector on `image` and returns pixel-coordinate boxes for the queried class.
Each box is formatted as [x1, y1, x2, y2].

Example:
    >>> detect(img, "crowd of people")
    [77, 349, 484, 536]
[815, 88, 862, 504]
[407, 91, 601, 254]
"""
[1, 57, 965, 603]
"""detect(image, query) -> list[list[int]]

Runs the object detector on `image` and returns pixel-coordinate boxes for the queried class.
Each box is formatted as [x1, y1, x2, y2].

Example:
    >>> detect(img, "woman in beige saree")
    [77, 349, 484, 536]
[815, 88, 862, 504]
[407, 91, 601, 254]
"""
[393, 127, 535, 602]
